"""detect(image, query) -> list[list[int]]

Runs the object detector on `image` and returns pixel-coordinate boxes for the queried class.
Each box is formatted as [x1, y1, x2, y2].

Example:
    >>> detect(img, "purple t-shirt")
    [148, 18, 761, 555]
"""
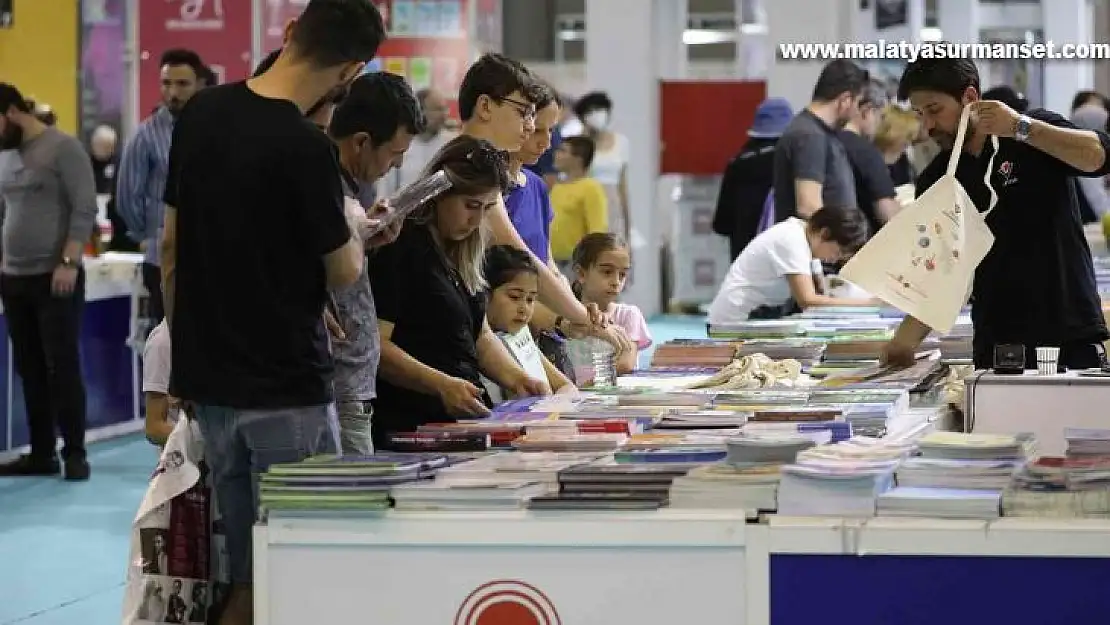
[504, 169, 554, 263]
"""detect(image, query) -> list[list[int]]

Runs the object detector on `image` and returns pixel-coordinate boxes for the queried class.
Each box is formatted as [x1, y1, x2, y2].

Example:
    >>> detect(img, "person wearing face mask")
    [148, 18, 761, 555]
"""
[117, 48, 204, 326]
[159, 1, 387, 620]
[326, 72, 422, 454]
[570, 91, 630, 241]
[379, 87, 458, 197]
[773, 59, 870, 221]
[882, 57, 1110, 372]
[838, 79, 900, 233]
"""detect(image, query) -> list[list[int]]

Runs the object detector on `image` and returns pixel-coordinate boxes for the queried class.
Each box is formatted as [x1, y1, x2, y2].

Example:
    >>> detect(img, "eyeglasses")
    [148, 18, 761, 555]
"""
[498, 96, 536, 123]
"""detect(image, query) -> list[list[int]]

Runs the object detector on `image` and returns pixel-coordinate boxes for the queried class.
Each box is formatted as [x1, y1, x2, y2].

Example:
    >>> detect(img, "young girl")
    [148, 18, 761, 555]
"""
[568, 233, 652, 376]
[482, 244, 576, 402]
[706, 205, 878, 325]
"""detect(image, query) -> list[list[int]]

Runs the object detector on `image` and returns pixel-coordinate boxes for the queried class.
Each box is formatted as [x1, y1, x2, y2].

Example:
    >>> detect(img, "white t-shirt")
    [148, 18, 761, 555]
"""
[589, 133, 630, 187]
[143, 320, 171, 394]
[707, 217, 813, 324]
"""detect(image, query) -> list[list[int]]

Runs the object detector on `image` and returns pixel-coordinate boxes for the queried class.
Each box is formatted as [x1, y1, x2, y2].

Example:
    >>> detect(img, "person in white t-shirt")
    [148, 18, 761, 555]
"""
[707, 206, 877, 324]
[142, 319, 176, 446]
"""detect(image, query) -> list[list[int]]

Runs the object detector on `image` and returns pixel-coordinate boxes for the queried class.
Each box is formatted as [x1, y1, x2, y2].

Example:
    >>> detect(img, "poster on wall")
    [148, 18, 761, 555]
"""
[137, 0, 252, 118]
[79, 0, 127, 141]
[874, 0, 907, 30]
[258, 0, 310, 58]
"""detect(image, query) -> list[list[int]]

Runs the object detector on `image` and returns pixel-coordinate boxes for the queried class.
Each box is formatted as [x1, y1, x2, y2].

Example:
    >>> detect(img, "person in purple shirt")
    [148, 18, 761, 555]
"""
[505, 86, 560, 264]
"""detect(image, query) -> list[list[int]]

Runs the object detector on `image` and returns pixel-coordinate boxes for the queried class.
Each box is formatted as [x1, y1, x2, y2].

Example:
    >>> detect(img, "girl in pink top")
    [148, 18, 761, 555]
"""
[570, 233, 652, 373]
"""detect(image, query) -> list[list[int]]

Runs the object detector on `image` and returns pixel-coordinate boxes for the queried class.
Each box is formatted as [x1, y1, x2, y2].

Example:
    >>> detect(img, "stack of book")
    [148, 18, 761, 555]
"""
[259, 454, 446, 512]
[876, 487, 1002, 519]
[706, 320, 806, 339]
[894, 457, 1021, 490]
[528, 462, 692, 510]
[1004, 428, 1110, 518]
[650, 340, 739, 368]
[733, 339, 826, 365]
[433, 451, 606, 489]
[776, 442, 904, 517]
[669, 462, 781, 513]
[391, 477, 549, 511]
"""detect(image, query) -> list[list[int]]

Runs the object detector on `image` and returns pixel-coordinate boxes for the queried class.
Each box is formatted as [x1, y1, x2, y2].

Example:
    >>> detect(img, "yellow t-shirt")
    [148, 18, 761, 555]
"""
[549, 177, 609, 261]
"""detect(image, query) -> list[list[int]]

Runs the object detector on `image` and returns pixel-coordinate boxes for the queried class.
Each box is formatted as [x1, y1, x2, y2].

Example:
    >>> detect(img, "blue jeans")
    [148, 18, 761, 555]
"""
[193, 404, 339, 584]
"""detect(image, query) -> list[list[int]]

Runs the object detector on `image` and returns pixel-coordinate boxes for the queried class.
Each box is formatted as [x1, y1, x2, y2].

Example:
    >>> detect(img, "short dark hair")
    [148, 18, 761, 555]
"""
[484, 244, 538, 290]
[528, 82, 558, 109]
[573, 91, 611, 119]
[861, 79, 889, 108]
[288, 0, 386, 68]
[897, 55, 979, 102]
[458, 53, 534, 121]
[812, 60, 869, 102]
[330, 72, 426, 145]
[0, 82, 30, 114]
[253, 49, 281, 77]
[807, 206, 870, 252]
[1071, 89, 1107, 112]
[561, 135, 596, 169]
[159, 49, 204, 77]
[198, 65, 219, 86]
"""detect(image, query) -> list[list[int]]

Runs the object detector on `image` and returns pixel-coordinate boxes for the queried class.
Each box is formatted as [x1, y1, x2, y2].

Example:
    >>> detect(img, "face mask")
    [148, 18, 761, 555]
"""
[583, 110, 610, 131]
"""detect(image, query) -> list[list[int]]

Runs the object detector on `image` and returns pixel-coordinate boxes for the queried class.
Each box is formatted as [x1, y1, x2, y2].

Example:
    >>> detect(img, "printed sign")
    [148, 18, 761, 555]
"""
[454, 580, 562, 625]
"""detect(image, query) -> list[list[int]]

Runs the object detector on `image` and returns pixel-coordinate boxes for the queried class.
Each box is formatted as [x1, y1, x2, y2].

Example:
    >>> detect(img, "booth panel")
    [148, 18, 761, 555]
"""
[769, 553, 1110, 625]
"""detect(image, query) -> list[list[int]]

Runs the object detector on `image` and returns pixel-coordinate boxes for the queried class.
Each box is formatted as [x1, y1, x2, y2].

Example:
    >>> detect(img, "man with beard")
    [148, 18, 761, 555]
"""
[0, 83, 97, 479]
[773, 59, 869, 220]
[379, 87, 456, 195]
[160, 1, 386, 620]
[326, 72, 421, 454]
[117, 48, 204, 325]
[882, 57, 1110, 372]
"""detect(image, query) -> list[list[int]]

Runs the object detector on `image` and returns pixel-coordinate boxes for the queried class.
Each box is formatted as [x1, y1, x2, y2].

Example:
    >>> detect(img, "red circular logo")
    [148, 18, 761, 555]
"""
[454, 580, 562, 625]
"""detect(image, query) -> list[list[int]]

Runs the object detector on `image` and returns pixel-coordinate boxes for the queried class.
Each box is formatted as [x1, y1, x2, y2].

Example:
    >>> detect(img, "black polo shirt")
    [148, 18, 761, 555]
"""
[915, 108, 1110, 366]
[164, 83, 349, 408]
[368, 221, 488, 434]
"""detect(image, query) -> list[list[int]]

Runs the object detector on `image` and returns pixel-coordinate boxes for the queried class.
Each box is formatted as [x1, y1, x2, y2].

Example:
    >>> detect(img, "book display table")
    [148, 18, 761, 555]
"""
[253, 509, 752, 625]
[760, 516, 1110, 625]
[964, 371, 1110, 455]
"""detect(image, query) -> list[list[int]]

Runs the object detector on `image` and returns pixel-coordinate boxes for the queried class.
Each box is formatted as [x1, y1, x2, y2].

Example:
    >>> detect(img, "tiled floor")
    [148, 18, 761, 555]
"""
[0, 315, 706, 624]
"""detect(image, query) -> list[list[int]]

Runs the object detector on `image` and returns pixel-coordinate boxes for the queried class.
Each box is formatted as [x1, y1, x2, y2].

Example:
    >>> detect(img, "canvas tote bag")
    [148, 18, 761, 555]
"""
[840, 105, 999, 334]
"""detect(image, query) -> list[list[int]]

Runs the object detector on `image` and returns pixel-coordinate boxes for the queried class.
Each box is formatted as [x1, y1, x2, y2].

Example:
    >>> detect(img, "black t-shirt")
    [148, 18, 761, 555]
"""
[712, 137, 777, 260]
[369, 221, 488, 432]
[838, 129, 897, 234]
[164, 82, 350, 408]
[915, 108, 1110, 355]
[889, 153, 914, 186]
[772, 110, 857, 222]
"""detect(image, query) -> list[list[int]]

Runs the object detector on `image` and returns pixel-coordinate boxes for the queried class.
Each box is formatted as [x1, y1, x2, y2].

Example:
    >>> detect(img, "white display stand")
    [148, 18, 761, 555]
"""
[964, 371, 1110, 456]
[253, 509, 752, 625]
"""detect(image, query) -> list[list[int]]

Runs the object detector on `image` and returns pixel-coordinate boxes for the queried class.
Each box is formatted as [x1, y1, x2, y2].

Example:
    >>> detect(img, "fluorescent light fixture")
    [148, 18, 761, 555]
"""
[920, 27, 943, 41]
[683, 29, 733, 45]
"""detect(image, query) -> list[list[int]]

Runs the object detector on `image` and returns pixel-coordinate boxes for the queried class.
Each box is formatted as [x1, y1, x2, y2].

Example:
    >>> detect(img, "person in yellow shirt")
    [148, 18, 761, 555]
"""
[550, 136, 609, 271]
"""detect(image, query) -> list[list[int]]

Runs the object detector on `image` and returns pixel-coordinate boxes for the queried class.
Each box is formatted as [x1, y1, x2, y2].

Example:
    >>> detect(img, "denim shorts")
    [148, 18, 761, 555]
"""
[193, 403, 339, 584]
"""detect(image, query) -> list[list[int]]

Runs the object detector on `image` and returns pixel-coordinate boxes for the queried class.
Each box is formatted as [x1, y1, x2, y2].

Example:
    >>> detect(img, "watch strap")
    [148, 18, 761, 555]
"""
[1015, 114, 1033, 142]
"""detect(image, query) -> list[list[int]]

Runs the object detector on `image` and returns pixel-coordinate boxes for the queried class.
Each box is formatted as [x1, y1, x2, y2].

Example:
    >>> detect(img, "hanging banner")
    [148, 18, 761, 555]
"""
[137, 0, 252, 117]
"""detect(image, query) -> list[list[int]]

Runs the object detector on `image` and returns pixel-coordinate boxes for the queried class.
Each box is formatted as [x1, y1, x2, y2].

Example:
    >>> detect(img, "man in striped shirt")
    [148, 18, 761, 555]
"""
[116, 48, 203, 324]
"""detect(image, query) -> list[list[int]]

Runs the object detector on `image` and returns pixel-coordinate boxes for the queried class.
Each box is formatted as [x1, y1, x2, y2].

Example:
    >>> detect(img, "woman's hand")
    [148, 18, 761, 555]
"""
[436, 376, 491, 417]
[507, 374, 552, 398]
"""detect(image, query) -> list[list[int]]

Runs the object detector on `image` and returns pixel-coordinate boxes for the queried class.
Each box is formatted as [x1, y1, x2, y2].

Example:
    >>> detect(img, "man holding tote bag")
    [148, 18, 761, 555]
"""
[882, 57, 1110, 371]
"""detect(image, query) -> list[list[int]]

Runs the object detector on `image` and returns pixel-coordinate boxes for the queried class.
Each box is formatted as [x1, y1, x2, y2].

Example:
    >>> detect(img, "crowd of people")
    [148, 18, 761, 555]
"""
[0, 2, 655, 622]
[708, 56, 1110, 374]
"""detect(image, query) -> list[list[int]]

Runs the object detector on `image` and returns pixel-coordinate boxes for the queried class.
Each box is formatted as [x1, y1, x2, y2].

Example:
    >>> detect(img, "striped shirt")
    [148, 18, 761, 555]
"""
[117, 107, 174, 266]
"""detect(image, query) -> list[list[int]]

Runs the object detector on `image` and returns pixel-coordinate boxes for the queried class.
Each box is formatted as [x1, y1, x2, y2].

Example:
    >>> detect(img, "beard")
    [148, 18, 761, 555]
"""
[929, 129, 956, 150]
[0, 123, 22, 150]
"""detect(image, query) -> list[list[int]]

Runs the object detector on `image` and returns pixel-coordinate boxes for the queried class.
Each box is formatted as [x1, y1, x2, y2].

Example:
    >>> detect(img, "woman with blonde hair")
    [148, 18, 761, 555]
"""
[873, 104, 921, 186]
[368, 135, 550, 449]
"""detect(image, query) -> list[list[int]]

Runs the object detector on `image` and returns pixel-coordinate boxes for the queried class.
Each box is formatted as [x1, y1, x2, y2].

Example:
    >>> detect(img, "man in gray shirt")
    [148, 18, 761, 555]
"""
[773, 59, 869, 222]
[327, 72, 424, 454]
[0, 83, 97, 480]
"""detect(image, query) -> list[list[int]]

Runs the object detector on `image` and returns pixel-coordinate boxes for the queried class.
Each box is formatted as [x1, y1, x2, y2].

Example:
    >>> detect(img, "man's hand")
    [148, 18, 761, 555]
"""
[52, 265, 79, 296]
[507, 374, 551, 398]
[436, 375, 491, 417]
[973, 100, 1021, 138]
[364, 200, 403, 249]
[323, 307, 346, 342]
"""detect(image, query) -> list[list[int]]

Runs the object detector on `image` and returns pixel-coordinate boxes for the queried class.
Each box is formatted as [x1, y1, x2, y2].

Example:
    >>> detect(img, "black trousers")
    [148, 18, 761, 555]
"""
[142, 262, 164, 324]
[0, 270, 87, 460]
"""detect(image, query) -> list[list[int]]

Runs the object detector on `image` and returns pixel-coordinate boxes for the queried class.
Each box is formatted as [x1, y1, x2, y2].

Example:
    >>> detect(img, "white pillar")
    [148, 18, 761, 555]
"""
[765, 0, 846, 109]
[1043, 0, 1093, 114]
[585, 0, 684, 315]
[937, 0, 987, 88]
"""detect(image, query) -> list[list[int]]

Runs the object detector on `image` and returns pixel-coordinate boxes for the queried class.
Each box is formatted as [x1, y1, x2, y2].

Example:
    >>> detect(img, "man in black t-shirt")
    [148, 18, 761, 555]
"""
[838, 80, 899, 235]
[159, 1, 386, 621]
[883, 57, 1110, 371]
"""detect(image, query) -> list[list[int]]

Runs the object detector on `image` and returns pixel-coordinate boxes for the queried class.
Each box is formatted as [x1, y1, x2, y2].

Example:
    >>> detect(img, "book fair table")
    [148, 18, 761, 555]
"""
[252, 509, 752, 625]
[758, 516, 1110, 625]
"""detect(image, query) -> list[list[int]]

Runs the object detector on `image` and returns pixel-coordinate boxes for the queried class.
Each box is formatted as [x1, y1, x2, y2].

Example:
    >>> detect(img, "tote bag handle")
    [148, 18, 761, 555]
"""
[945, 104, 1001, 216]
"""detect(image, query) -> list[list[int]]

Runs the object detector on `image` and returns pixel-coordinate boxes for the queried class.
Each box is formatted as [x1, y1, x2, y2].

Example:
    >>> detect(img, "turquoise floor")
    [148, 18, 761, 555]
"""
[0, 315, 706, 624]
